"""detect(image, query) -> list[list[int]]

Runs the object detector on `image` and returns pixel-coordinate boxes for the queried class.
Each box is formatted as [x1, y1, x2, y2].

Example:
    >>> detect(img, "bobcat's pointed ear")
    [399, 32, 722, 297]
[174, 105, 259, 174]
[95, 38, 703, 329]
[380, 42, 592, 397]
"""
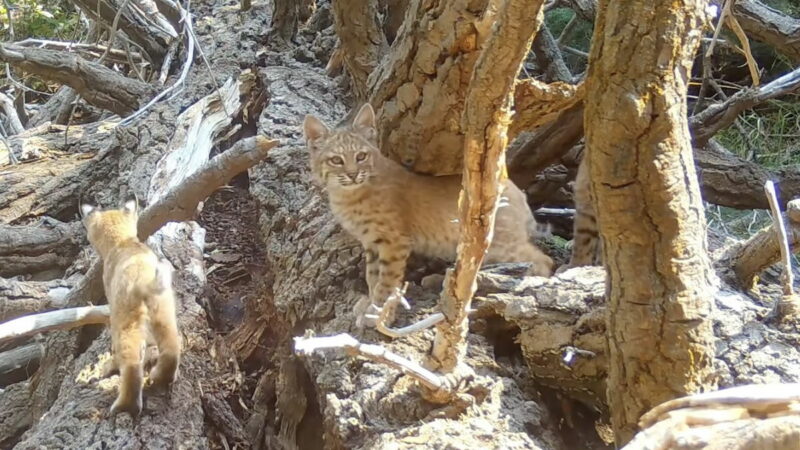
[80, 204, 96, 219]
[123, 199, 137, 216]
[352, 103, 376, 140]
[303, 115, 330, 144]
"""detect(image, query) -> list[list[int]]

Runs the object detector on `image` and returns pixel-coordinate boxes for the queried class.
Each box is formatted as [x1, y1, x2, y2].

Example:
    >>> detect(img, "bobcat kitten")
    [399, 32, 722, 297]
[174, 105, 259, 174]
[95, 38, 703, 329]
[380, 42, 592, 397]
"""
[303, 104, 554, 326]
[565, 157, 602, 269]
[81, 200, 182, 419]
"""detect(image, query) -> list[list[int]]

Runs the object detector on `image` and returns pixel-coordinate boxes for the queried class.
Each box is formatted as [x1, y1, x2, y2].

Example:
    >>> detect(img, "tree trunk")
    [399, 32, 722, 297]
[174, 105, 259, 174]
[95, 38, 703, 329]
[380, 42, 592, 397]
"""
[367, 0, 494, 175]
[584, 0, 718, 444]
[331, 0, 387, 101]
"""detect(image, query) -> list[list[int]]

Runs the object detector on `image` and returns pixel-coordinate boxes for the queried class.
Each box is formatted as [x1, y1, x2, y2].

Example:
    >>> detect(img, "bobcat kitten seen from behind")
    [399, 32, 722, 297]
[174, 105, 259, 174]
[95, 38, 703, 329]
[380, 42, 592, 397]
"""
[303, 104, 554, 326]
[81, 200, 182, 419]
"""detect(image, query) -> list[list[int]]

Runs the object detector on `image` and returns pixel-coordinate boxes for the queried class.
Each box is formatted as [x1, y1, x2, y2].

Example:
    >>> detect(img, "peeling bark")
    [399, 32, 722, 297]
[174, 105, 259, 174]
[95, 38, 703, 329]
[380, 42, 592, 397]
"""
[585, 0, 717, 443]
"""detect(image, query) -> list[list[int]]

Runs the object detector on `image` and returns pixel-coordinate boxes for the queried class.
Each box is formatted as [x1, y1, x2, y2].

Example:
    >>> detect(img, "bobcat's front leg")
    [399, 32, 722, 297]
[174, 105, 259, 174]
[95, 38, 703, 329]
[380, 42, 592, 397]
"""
[370, 239, 411, 327]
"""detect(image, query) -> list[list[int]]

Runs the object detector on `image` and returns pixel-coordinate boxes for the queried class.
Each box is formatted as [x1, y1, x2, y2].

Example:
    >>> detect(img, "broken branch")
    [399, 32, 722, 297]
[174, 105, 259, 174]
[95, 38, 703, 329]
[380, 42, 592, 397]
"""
[0, 305, 110, 346]
[0, 43, 155, 117]
[431, 0, 546, 371]
[721, 199, 800, 289]
[294, 333, 445, 393]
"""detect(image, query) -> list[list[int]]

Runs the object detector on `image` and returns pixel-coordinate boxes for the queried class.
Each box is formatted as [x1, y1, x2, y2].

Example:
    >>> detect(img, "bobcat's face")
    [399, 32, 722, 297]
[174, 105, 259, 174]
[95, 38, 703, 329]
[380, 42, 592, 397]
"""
[303, 104, 379, 190]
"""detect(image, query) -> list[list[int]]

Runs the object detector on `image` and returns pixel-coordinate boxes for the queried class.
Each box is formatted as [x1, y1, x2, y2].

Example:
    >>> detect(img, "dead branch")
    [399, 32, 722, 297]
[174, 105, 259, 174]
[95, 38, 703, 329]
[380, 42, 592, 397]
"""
[294, 333, 446, 393]
[695, 139, 800, 210]
[139, 135, 279, 237]
[365, 284, 445, 338]
[626, 384, 800, 450]
[508, 102, 584, 188]
[14, 39, 145, 67]
[509, 80, 584, 142]
[269, 0, 299, 46]
[722, 0, 800, 64]
[0, 342, 44, 385]
[764, 185, 799, 321]
[765, 182, 795, 296]
[691, 66, 800, 148]
[0, 43, 155, 117]
[118, 3, 194, 126]
[0, 220, 84, 278]
[530, 23, 573, 83]
[0, 278, 76, 322]
[430, 0, 546, 372]
[0, 93, 24, 136]
[331, 0, 388, 101]
[724, 7, 761, 86]
[720, 199, 800, 289]
[0, 305, 110, 346]
[70, 0, 177, 63]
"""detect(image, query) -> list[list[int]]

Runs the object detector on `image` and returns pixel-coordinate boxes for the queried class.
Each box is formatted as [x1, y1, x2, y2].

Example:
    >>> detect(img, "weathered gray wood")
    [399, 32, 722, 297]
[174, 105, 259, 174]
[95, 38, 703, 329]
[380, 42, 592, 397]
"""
[0, 44, 156, 116]
[0, 277, 76, 322]
[0, 220, 84, 278]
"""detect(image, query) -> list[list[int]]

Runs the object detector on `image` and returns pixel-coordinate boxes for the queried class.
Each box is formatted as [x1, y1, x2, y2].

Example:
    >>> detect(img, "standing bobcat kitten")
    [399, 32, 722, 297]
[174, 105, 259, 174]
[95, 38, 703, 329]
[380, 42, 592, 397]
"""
[565, 157, 602, 269]
[303, 104, 554, 326]
[81, 200, 182, 419]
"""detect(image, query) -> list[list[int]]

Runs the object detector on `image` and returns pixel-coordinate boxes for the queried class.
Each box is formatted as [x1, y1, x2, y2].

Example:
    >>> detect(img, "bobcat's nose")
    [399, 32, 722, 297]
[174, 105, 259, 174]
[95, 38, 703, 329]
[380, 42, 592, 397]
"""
[347, 172, 359, 182]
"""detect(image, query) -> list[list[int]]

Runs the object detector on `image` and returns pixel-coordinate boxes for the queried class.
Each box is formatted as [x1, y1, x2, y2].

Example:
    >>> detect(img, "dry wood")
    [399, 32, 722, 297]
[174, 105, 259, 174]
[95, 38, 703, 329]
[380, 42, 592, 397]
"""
[295, 333, 446, 393]
[585, 0, 717, 442]
[269, 0, 298, 46]
[0, 305, 110, 346]
[0, 93, 24, 136]
[508, 80, 583, 142]
[0, 43, 155, 117]
[764, 182, 795, 296]
[430, 0, 546, 372]
[331, 0, 387, 101]
[0, 342, 44, 384]
[0, 278, 76, 322]
[368, 0, 496, 175]
[14, 39, 144, 67]
[724, 0, 800, 64]
[626, 384, 800, 450]
[530, 23, 573, 83]
[69, 0, 177, 63]
[0, 220, 84, 278]
[722, 199, 800, 289]
[691, 66, 800, 148]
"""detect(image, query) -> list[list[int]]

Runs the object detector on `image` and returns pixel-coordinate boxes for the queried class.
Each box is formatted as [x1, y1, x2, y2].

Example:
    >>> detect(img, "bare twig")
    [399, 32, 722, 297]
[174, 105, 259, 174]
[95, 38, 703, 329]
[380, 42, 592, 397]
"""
[691, 66, 800, 147]
[98, 0, 133, 63]
[364, 284, 445, 338]
[0, 305, 110, 345]
[725, 12, 760, 85]
[765, 182, 799, 322]
[765, 181, 795, 296]
[294, 333, 446, 392]
[118, 3, 194, 126]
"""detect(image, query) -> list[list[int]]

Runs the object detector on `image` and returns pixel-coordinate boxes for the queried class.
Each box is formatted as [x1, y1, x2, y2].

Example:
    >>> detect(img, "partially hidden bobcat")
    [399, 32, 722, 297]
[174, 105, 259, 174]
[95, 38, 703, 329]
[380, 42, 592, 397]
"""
[303, 104, 554, 326]
[566, 156, 602, 268]
[81, 200, 182, 419]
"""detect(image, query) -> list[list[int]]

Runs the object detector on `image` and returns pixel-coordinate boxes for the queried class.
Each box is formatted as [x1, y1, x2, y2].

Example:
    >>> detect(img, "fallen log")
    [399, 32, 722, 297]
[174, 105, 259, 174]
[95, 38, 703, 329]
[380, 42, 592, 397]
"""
[0, 220, 84, 278]
[0, 277, 76, 322]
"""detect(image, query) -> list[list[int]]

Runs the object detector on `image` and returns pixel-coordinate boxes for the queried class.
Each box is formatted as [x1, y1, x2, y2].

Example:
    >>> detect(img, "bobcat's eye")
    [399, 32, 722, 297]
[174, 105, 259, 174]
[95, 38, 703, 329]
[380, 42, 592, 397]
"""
[356, 152, 368, 162]
[328, 156, 344, 166]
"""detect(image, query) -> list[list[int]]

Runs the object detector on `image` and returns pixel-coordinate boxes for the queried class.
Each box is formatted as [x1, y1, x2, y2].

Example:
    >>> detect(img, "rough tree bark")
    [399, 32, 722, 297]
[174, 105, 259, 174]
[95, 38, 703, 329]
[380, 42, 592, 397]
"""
[331, 0, 387, 101]
[367, 0, 495, 175]
[430, 0, 545, 372]
[584, 0, 718, 444]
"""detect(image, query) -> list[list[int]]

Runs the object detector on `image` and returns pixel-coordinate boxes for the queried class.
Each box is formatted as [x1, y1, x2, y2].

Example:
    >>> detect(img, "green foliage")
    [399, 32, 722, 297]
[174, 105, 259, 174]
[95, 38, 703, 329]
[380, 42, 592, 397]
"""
[0, 0, 79, 41]
[763, 0, 800, 18]
[544, 8, 593, 74]
[716, 98, 800, 170]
